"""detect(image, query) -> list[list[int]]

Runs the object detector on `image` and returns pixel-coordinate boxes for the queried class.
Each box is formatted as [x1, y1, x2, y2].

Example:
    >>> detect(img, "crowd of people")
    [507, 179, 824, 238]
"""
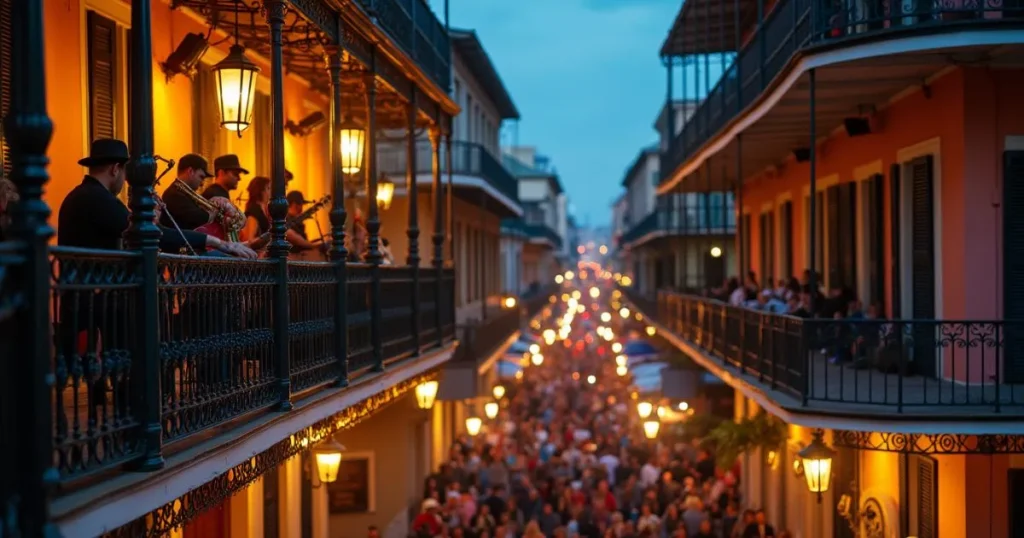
[412, 311, 790, 538]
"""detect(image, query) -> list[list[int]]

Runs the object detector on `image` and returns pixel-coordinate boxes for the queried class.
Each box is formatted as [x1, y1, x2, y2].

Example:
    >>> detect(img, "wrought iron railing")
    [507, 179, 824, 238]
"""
[378, 140, 519, 204]
[452, 306, 521, 364]
[356, 0, 452, 91]
[662, 0, 1024, 181]
[0, 241, 21, 535]
[40, 247, 455, 492]
[626, 289, 1023, 413]
[620, 201, 737, 247]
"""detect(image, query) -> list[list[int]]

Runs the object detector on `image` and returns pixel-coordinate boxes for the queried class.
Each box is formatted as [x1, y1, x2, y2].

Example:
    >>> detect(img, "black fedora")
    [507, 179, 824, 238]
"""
[213, 154, 250, 175]
[78, 138, 130, 167]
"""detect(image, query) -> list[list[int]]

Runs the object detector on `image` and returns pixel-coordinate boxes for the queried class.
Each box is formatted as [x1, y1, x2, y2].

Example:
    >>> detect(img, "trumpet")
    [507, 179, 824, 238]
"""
[173, 178, 245, 242]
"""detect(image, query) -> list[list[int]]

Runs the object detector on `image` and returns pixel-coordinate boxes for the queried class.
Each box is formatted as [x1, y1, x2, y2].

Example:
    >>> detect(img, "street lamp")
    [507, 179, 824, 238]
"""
[414, 380, 438, 409]
[213, 44, 260, 135]
[465, 414, 483, 436]
[502, 296, 517, 309]
[798, 430, 836, 502]
[339, 116, 366, 174]
[710, 246, 723, 258]
[642, 419, 660, 439]
[376, 175, 395, 210]
[484, 401, 499, 419]
[492, 384, 506, 400]
[312, 438, 346, 484]
[637, 401, 654, 419]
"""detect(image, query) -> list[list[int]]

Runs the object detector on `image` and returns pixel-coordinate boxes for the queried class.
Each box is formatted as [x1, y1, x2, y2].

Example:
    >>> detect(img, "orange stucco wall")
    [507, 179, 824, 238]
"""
[41, 0, 332, 235]
[739, 66, 1024, 320]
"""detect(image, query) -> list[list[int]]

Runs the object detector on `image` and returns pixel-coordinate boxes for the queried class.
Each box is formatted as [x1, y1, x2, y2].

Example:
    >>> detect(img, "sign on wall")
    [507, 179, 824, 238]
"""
[327, 452, 376, 514]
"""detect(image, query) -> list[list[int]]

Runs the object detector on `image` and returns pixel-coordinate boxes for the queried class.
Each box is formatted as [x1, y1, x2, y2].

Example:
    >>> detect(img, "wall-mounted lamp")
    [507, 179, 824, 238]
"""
[161, 32, 209, 82]
[312, 438, 346, 484]
[286, 111, 328, 137]
[376, 175, 395, 210]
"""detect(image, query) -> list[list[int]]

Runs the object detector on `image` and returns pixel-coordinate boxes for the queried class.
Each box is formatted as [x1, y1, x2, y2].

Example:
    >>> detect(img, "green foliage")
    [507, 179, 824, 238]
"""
[681, 413, 725, 442]
[702, 412, 788, 470]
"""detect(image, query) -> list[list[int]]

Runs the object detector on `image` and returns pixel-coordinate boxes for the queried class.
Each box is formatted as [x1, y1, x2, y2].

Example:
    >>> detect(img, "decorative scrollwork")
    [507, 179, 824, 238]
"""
[100, 372, 438, 538]
[832, 429, 1024, 454]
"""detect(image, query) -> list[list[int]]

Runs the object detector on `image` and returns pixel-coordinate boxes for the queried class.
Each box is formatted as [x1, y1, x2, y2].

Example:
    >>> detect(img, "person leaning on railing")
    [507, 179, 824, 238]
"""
[57, 139, 256, 259]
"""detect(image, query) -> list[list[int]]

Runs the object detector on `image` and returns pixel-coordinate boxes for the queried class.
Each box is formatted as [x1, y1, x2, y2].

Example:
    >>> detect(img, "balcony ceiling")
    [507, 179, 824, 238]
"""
[660, 0, 759, 56]
[670, 43, 1024, 192]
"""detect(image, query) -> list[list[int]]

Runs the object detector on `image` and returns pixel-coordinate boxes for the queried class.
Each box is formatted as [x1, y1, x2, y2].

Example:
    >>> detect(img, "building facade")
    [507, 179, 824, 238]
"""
[626, 0, 1024, 536]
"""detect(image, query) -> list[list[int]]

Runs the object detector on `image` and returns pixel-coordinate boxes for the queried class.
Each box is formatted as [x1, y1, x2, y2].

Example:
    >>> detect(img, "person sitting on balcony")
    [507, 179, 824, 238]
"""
[726, 278, 745, 306]
[58, 139, 255, 258]
[757, 290, 788, 314]
[0, 177, 17, 242]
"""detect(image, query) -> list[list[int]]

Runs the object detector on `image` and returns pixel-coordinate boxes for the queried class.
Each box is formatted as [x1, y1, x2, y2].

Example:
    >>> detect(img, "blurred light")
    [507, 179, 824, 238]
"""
[616, 365, 628, 376]
[612, 342, 623, 353]
[599, 245, 608, 255]
[572, 290, 582, 300]
[577, 245, 586, 254]
[586, 374, 597, 385]
[619, 307, 630, 318]
[502, 296, 517, 309]
[484, 402, 499, 419]
[572, 371, 580, 381]
[565, 271, 575, 281]
[677, 401, 689, 411]
[615, 354, 627, 367]
[600, 312, 612, 323]
[589, 287, 600, 299]
[637, 401, 654, 419]
[414, 381, 439, 409]
[492, 385, 506, 400]
[657, 406, 666, 418]
[555, 274, 564, 284]
[642, 419, 660, 439]
[620, 276, 633, 286]
[710, 246, 723, 258]
[635, 313, 643, 321]
[531, 353, 544, 366]
[646, 326, 657, 336]
[465, 416, 483, 436]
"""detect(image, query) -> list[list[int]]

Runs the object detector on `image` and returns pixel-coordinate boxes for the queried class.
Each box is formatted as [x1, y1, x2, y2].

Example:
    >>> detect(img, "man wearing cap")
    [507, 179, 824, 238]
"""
[203, 154, 247, 201]
[160, 153, 213, 230]
[286, 190, 311, 242]
[58, 139, 256, 258]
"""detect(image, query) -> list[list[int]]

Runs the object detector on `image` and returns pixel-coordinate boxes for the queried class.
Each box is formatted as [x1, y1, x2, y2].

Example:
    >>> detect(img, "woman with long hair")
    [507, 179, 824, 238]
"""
[240, 176, 317, 251]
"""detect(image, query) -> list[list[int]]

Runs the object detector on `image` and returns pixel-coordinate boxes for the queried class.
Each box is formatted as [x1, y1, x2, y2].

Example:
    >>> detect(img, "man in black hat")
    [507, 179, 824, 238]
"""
[160, 153, 213, 230]
[203, 154, 248, 201]
[58, 139, 256, 258]
[286, 190, 312, 242]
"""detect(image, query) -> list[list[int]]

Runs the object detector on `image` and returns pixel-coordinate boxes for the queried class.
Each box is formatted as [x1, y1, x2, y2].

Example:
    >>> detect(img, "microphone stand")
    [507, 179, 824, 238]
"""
[153, 157, 200, 257]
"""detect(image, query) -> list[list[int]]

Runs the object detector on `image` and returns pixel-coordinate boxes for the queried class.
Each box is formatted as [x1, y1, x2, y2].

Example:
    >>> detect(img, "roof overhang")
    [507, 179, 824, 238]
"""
[450, 29, 520, 120]
[659, 0, 759, 56]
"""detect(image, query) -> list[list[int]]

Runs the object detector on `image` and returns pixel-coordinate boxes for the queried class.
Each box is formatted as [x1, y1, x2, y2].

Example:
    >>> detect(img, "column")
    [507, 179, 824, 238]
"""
[125, 0, 164, 469]
[365, 51, 383, 371]
[265, 0, 292, 408]
[327, 45, 349, 387]
[406, 91, 420, 353]
[430, 127, 444, 345]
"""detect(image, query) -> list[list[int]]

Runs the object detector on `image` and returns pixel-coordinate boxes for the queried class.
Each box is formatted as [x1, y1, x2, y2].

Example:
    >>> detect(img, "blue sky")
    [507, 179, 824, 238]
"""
[427, 0, 685, 227]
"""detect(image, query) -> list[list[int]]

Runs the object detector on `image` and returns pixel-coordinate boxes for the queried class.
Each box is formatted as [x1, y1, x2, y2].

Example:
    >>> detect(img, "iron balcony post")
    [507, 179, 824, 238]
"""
[406, 90, 421, 354]
[479, 192, 488, 321]
[125, 0, 164, 471]
[364, 50, 384, 372]
[736, 135, 743, 277]
[6, 0, 60, 534]
[430, 126, 444, 346]
[734, 0, 742, 112]
[665, 56, 675, 143]
[446, 123, 455, 338]
[758, 0, 766, 90]
[266, 0, 292, 409]
[327, 42, 349, 387]
[808, 68, 818, 313]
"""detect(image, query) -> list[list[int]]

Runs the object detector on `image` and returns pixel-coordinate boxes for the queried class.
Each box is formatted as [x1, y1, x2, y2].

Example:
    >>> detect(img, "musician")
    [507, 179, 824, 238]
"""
[58, 139, 256, 258]
[286, 191, 310, 240]
[239, 177, 319, 250]
[203, 154, 246, 201]
[160, 153, 212, 230]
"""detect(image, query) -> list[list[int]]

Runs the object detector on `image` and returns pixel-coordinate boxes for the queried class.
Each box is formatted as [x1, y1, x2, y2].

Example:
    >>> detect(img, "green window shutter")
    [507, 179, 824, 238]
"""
[87, 11, 118, 142]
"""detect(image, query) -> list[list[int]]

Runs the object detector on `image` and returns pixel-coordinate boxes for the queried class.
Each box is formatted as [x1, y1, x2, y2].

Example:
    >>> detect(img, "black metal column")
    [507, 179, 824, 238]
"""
[446, 123, 454, 265]
[364, 51, 383, 371]
[430, 127, 444, 346]
[327, 44, 349, 387]
[704, 162, 712, 288]
[266, 0, 292, 409]
[406, 90, 421, 354]
[808, 69, 818, 310]
[758, 0, 766, 89]
[736, 135, 744, 277]
[479, 193, 488, 321]
[735, 0, 742, 112]
[665, 57, 675, 142]
[125, 0, 164, 470]
[6, 1, 59, 535]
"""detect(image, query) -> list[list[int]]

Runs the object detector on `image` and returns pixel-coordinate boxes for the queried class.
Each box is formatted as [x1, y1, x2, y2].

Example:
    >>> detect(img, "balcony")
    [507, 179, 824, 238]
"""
[0, 245, 455, 521]
[624, 289, 1024, 417]
[354, 0, 451, 91]
[619, 204, 736, 248]
[502, 219, 563, 251]
[660, 0, 1024, 185]
[379, 140, 520, 215]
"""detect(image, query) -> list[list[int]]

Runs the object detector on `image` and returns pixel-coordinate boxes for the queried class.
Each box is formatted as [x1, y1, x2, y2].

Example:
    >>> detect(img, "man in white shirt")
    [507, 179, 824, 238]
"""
[598, 449, 620, 486]
[639, 456, 660, 488]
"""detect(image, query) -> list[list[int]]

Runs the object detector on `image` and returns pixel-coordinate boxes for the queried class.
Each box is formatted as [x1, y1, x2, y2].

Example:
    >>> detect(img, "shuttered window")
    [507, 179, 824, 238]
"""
[889, 163, 902, 317]
[804, 192, 825, 281]
[759, 210, 775, 285]
[910, 156, 936, 377]
[900, 455, 938, 538]
[863, 174, 885, 308]
[826, 183, 857, 291]
[263, 464, 281, 538]
[0, 0, 12, 180]
[87, 11, 118, 142]
[740, 213, 751, 277]
[1003, 151, 1024, 382]
[779, 201, 793, 280]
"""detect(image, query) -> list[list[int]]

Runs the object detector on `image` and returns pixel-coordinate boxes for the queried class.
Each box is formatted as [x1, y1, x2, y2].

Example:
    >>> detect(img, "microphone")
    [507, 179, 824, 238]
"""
[154, 155, 175, 167]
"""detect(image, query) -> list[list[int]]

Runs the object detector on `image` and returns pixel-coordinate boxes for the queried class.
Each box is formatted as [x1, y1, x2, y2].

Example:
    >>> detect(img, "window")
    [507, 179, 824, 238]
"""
[86, 10, 129, 143]
[861, 175, 884, 307]
[826, 183, 857, 291]
[759, 210, 775, 285]
[778, 201, 793, 279]
[899, 455, 937, 538]
[740, 213, 752, 276]
[465, 95, 473, 142]
[804, 191, 825, 283]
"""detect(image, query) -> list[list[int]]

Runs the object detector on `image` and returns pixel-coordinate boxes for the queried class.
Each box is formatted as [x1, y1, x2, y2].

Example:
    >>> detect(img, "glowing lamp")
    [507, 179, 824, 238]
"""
[615, 365, 628, 377]
[484, 401, 499, 419]
[612, 342, 623, 354]
[529, 343, 540, 354]
[339, 116, 366, 174]
[710, 246, 723, 258]
[414, 380, 438, 409]
[213, 44, 260, 134]
[531, 353, 544, 366]
[646, 326, 656, 336]
[555, 274, 564, 284]
[619, 307, 630, 319]
[637, 401, 654, 419]
[492, 384, 506, 400]
[503, 296, 517, 309]
[677, 401, 689, 411]
[589, 287, 600, 299]
[465, 415, 483, 436]
[642, 419, 660, 439]
[586, 374, 596, 385]
[798, 430, 836, 500]
[313, 439, 346, 483]
[615, 354, 627, 367]
[600, 312, 612, 323]
[376, 176, 395, 210]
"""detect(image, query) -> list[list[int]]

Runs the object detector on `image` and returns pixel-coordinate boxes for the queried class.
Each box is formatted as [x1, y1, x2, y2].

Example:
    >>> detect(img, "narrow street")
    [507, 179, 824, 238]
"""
[419, 264, 783, 538]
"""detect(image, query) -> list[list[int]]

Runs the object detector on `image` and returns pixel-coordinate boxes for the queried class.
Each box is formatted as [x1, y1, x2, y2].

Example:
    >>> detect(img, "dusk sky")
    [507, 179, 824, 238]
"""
[427, 0, 682, 227]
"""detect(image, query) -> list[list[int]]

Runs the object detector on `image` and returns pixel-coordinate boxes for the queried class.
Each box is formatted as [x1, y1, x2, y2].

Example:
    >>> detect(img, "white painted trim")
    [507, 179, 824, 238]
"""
[57, 345, 456, 538]
[634, 305, 1024, 435]
[339, 451, 377, 513]
[657, 30, 1024, 195]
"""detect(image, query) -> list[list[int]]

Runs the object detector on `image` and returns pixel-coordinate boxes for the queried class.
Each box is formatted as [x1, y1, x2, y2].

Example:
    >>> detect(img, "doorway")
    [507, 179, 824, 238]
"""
[899, 154, 938, 378]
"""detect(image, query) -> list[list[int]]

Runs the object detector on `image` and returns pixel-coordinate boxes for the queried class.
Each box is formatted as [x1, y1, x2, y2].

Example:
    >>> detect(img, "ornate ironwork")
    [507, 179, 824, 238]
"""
[100, 372, 438, 538]
[832, 430, 1024, 454]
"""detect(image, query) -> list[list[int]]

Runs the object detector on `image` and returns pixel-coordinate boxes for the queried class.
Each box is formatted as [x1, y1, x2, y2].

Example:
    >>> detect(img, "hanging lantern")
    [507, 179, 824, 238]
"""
[637, 401, 654, 419]
[339, 116, 366, 174]
[213, 44, 260, 135]
[798, 430, 836, 501]
[642, 419, 660, 439]
[312, 438, 346, 483]
[484, 401, 499, 419]
[376, 175, 395, 210]
[465, 415, 483, 436]
[492, 384, 506, 400]
[414, 380, 438, 410]
[657, 406, 666, 419]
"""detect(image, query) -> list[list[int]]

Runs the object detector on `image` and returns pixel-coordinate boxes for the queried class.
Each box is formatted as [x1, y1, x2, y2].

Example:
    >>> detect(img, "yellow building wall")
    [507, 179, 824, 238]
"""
[41, 0, 331, 236]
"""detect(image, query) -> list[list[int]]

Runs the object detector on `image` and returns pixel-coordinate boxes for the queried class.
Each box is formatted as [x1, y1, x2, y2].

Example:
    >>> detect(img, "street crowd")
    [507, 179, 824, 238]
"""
[413, 300, 790, 538]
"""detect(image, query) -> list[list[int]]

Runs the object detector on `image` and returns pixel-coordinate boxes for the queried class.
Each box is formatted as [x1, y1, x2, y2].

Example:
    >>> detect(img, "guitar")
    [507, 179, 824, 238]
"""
[249, 195, 332, 250]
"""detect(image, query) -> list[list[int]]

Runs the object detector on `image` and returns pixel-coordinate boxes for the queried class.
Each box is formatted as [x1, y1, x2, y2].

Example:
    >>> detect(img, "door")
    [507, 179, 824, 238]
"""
[1010, 469, 1024, 537]
[1003, 151, 1024, 382]
[909, 156, 937, 377]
